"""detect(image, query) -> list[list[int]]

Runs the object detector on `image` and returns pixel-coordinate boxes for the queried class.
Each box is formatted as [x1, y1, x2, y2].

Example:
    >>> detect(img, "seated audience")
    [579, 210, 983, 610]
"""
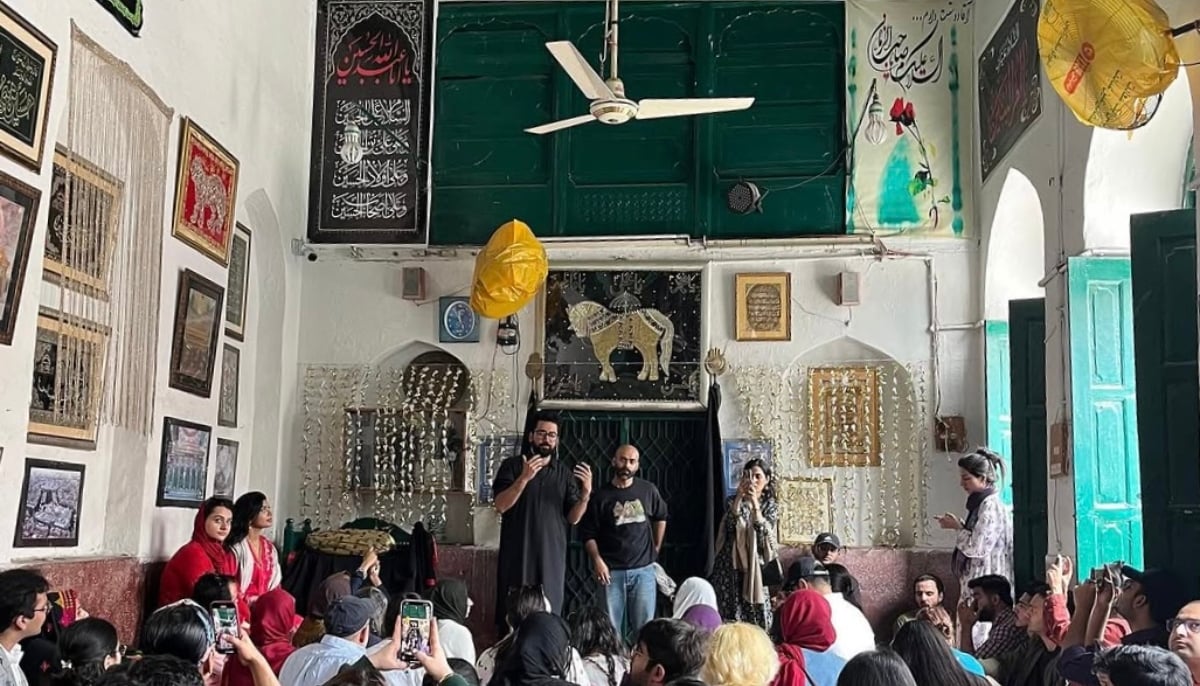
[50, 617, 123, 686]
[895, 574, 948, 635]
[357, 587, 389, 648]
[476, 586, 586, 686]
[912, 607, 985, 675]
[279, 596, 409, 686]
[836, 649, 919, 686]
[892, 619, 989, 686]
[703, 623, 779, 686]
[570, 607, 628, 686]
[626, 618, 707, 686]
[811, 534, 841, 565]
[1093, 645, 1192, 686]
[489, 612, 577, 686]
[225, 588, 298, 686]
[159, 498, 239, 607]
[1168, 601, 1200, 684]
[785, 558, 874, 659]
[825, 564, 864, 613]
[20, 589, 76, 686]
[1, 569, 51, 686]
[959, 575, 1023, 659]
[227, 492, 282, 614]
[1058, 567, 1187, 686]
[986, 583, 1060, 686]
[672, 579, 721, 633]
[192, 574, 238, 611]
[428, 580, 475, 663]
[141, 600, 279, 686]
[97, 655, 205, 686]
[296, 554, 382, 649]
[772, 588, 842, 686]
[421, 659, 479, 686]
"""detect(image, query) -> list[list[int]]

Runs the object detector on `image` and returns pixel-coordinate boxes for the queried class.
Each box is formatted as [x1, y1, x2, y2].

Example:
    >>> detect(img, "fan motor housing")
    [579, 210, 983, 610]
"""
[590, 99, 637, 125]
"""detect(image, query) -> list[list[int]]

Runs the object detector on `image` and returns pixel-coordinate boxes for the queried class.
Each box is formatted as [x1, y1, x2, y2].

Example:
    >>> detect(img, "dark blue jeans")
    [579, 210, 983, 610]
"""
[605, 564, 657, 644]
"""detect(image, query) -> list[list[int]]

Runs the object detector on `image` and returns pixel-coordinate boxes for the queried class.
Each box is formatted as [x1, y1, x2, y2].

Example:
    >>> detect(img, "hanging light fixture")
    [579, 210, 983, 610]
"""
[863, 89, 888, 146]
[339, 121, 364, 165]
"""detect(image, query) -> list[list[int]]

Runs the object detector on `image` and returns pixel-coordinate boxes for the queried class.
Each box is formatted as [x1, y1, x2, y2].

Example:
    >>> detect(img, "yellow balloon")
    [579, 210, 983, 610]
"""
[1038, 0, 1180, 130]
[470, 219, 549, 319]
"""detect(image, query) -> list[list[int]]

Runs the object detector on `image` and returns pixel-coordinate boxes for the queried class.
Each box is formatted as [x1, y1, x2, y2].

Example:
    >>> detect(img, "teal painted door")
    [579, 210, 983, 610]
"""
[985, 320, 1014, 507]
[1009, 299, 1048, 586]
[1131, 209, 1199, 597]
[1067, 258, 1143, 575]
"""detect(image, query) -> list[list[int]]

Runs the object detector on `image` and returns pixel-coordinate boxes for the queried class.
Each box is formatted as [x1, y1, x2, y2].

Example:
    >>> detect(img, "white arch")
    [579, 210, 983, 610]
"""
[1083, 71, 1194, 249]
[984, 169, 1046, 320]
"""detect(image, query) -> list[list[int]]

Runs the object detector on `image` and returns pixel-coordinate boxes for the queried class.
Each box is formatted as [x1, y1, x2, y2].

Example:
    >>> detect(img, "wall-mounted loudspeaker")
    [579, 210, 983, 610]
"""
[401, 267, 426, 300]
[836, 271, 861, 306]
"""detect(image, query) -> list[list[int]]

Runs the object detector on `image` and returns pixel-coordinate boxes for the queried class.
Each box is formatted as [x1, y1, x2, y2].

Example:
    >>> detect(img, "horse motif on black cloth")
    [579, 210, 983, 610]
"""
[566, 300, 675, 382]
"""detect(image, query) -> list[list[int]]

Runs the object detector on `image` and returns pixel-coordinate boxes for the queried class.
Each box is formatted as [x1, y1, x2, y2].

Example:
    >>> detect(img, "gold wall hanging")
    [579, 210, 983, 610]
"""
[777, 477, 834, 545]
[808, 366, 881, 467]
[734, 272, 791, 341]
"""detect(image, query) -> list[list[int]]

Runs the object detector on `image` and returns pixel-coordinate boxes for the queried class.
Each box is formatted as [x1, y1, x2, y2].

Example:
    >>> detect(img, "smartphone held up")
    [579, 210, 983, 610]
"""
[399, 599, 433, 661]
[210, 601, 239, 655]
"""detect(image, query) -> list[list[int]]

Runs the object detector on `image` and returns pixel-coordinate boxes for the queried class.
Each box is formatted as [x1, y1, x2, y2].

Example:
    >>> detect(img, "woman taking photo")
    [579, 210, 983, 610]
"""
[935, 449, 1012, 594]
[159, 497, 239, 606]
[711, 458, 779, 630]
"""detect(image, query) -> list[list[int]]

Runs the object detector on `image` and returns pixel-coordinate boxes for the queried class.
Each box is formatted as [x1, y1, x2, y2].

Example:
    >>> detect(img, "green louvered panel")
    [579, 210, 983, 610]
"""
[431, 2, 845, 245]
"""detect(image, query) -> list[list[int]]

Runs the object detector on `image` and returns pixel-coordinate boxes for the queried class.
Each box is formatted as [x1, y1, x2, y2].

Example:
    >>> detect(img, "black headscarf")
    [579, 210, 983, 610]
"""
[490, 612, 575, 686]
[429, 579, 470, 626]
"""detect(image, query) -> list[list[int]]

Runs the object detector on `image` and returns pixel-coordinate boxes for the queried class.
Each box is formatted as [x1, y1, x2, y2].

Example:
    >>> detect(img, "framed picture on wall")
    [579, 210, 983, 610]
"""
[0, 170, 40, 345]
[213, 438, 238, 498]
[168, 269, 225, 397]
[217, 343, 239, 428]
[0, 2, 56, 171]
[14, 458, 85, 548]
[225, 223, 251, 341]
[46, 149, 123, 295]
[28, 310, 109, 449]
[157, 416, 211, 507]
[734, 272, 791, 341]
[475, 435, 519, 502]
[807, 366, 881, 467]
[722, 439, 773, 497]
[777, 477, 834, 546]
[170, 118, 239, 265]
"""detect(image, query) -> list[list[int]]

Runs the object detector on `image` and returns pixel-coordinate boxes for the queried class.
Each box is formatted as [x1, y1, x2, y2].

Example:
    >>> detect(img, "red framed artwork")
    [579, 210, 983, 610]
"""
[171, 118, 239, 265]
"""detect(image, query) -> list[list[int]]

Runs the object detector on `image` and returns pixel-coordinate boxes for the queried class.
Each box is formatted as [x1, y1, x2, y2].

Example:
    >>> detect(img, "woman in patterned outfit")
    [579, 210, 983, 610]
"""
[936, 448, 1013, 596]
[710, 458, 779, 630]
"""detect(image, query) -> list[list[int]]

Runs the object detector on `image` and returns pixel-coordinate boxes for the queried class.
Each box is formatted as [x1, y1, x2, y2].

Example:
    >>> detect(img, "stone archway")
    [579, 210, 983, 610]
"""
[984, 169, 1046, 320]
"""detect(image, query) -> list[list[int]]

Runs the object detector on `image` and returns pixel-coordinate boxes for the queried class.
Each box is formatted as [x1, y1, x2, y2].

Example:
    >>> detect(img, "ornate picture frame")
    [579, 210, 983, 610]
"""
[734, 272, 791, 341]
[168, 269, 225, 397]
[28, 310, 108, 449]
[46, 149, 123, 295]
[537, 266, 708, 410]
[0, 2, 56, 171]
[171, 118, 239, 265]
[0, 169, 39, 345]
[14, 458, 85, 548]
[807, 366, 881, 467]
[157, 416, 211, 508]
[224, 223, 251, 341]
[217, 343, 239, 428]
[777, 477, 834, 546]
[213, 438, 238, 498]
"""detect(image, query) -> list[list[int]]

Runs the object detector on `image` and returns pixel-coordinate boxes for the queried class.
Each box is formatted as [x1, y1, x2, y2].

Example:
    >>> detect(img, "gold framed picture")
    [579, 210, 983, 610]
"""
[170, 118, 239, 265]
[734, 272, 790, 341]
[807, 366, 881, 467]
[46, 149, 123, 295]
[28, 310, 108, 449]
[777, 477, 834, 545]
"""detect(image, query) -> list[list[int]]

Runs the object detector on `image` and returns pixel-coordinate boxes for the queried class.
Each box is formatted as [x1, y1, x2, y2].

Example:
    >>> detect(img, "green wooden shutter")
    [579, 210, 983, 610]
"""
[1009, 299, 1048, 586]
[1131, 209, 1199, 596]
[985, 320, 1014, 507]
[1068, 257, 1143, 574]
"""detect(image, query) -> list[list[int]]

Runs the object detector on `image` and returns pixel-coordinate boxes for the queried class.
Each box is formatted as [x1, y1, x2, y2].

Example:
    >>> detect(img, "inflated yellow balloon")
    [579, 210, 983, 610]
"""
[1038, 0, 1180, 130]
[470, 219, 548, 319]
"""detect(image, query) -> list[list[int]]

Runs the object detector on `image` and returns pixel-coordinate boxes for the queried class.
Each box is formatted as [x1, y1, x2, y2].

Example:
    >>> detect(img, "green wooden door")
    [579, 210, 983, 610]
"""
[985, 320, 1014, 506]
[1067, 257, 1143, 574]
[1131, 209, 1199, 597]
[1009, 299, 1048, 586]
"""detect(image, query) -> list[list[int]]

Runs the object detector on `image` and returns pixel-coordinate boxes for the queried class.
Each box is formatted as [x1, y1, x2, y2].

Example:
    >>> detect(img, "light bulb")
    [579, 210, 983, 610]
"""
[339, 122, 364, 165]
[864, 92, 888, 146]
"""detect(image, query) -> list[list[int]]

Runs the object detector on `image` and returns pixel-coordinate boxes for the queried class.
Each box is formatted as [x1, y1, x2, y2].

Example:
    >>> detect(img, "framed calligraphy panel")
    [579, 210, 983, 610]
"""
[224, 223, 251, 341]
[47, 149, 123, 295]
[171, 119, 240, 265]
[95, 0, 143, 36]
[28, 310, 108, 449]
[0, 3, 55, 171]
[778, 478, 834, 545]
[978, 0, 1041, 183]
[734, 272, 791, 341]
[538, 267, 707, 410]
[308, 0, 434, 244]
[807, 366, 881, 467]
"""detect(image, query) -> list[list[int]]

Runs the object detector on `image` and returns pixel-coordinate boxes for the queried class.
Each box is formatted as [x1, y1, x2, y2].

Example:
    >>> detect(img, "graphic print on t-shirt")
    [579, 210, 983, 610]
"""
[613, 499, 647, 526]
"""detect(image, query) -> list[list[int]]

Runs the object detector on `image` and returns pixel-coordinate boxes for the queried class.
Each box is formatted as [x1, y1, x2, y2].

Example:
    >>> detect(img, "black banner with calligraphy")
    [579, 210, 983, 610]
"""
[308, 0, 433, 244]
[978, 0, 1041, 183]
[95, 0, 143, 36]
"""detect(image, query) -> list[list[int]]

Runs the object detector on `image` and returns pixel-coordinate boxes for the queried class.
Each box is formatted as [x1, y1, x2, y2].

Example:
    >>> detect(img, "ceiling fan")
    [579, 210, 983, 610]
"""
[525, 0, 755, 135]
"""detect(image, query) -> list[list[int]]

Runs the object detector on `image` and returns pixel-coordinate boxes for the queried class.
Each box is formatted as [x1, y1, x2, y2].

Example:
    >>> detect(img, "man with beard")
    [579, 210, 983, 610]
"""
[627, 619, 708, 686]
[580, 444, 669, 642]
[492, 411, 592, 628]
[894, 573, 948, 635]
[960, 574, 1026, 659]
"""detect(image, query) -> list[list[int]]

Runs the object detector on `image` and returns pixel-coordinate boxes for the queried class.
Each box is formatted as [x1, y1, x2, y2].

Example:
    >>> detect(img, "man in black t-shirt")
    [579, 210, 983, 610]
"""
[580, 444, 669, 643]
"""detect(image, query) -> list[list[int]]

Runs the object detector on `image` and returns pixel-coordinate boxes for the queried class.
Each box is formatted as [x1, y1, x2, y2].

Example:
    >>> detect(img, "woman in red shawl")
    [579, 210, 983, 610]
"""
[773, 590, 838, 686]
[224, 588, 298, 686]
[158, 497, 239, 607]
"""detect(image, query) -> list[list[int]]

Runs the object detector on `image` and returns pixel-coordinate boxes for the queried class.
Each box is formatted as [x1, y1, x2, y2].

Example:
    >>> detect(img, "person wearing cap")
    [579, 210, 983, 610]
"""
[279, 596, 417, 686]
[811, 534, 841, 565]
[1056, 566, 1188, 686]
[782, 558, 875, 660]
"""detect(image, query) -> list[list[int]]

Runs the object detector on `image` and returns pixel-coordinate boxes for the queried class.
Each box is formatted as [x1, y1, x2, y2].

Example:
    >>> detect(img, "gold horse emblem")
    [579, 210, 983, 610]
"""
[567, 301, 675, 382]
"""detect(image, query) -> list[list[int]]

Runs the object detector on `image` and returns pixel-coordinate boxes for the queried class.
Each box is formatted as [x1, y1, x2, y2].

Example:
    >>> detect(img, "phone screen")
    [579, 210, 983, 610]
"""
[211, 603, 238, 655]
[399, 600, 432, 659]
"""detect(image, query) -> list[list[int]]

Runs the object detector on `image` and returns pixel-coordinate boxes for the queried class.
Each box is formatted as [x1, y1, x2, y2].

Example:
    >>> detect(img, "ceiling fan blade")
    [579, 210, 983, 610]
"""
[635, 97, 755, 120]
[525, 114, 596, 135]
[546, 41, 614, 101]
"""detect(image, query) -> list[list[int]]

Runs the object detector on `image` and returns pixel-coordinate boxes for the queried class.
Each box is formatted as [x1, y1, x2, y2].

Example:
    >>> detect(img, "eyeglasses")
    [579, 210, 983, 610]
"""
[29, 605, 50, 615]
[1169, 618, 1200, 634]
[533, 430, 558, 439]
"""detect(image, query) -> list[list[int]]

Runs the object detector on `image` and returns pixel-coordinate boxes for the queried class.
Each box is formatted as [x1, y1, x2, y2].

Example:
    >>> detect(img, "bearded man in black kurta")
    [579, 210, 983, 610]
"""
[492, 411, 592, 628]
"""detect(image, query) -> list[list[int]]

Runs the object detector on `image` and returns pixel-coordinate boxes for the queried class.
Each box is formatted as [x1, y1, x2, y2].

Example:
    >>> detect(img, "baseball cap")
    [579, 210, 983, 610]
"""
[814, 533, 841, 549]
[1121, 566, 1187, 625]
[785, 557, 828, 590]
[324, 596, 374, 637]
